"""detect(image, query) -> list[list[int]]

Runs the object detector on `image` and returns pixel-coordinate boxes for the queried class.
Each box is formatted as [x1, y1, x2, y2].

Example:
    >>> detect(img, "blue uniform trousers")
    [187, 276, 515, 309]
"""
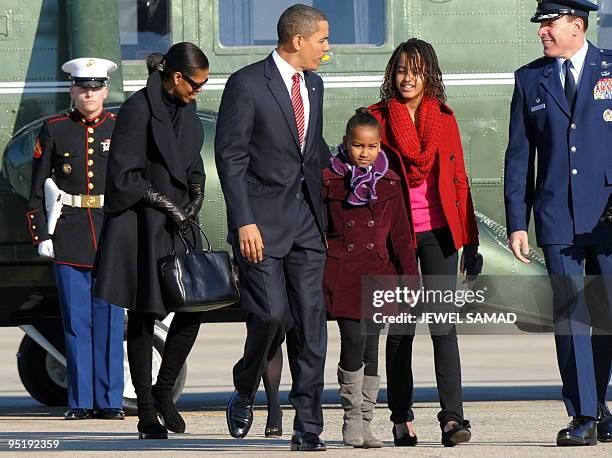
[542, 245, 612, 418]
[54, 264, 124, 409]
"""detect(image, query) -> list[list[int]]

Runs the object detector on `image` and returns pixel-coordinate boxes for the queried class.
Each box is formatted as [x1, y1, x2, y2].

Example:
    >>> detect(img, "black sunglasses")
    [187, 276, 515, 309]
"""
[180, 73, 207, 91]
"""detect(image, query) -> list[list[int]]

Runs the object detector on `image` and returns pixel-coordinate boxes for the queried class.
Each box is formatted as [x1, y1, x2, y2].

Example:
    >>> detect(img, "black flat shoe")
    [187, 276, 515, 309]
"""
[392, 425, 417, 446]
[441, 420, 471, 447]
[290, 431, 326, 451]
[64, 408, 93, 420]
[557, 416, 597, 446]
[597, 403, 612, 442]
[265, 407, 283, 437]
[95, 408, 125, 420]
[152, 386, 185, 433]
[226, 391, 254, 439]
[138, 418, 168, 440]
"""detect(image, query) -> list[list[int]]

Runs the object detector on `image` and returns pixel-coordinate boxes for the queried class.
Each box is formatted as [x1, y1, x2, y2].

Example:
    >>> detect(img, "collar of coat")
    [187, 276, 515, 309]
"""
[323, 166, 402, 203]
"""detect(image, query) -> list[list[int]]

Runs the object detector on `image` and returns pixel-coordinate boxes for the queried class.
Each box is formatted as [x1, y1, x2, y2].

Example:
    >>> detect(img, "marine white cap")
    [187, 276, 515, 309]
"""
[61, 57, 118, 87]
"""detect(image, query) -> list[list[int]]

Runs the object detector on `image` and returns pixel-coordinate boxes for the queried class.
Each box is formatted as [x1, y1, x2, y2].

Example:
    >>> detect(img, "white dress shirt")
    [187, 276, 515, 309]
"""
[272, 49, 310, 151]
[557, 40, 589, 89]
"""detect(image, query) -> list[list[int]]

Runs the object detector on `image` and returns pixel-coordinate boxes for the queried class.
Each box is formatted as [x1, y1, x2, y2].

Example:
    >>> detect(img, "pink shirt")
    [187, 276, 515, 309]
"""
[408, 162, 447, 233]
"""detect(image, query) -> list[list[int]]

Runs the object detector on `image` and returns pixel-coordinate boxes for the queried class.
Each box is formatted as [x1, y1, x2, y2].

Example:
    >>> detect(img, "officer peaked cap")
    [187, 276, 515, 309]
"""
[531, 0, 598, 23]
[62, 57, 118, 88]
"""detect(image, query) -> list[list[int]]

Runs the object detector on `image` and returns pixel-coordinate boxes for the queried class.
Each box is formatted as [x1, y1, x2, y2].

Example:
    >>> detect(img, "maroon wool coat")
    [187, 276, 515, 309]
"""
[322, 167, 419, 319]
[369, 100, 479, 250]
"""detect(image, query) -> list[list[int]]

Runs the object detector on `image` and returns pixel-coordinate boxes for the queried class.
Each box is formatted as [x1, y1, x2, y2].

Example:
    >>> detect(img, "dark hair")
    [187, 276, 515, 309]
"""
[157, 42, 209, 79]
[380, 38, 446, 103]
[566, 15, 588, 31]
[146, 52, 164, 75]
[277, 4, 328, 44]
[345, 107, 380, 138]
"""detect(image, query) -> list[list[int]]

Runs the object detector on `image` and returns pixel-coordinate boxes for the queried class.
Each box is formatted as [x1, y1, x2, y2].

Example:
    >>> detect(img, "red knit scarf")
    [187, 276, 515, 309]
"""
[387, 96, 442, 187]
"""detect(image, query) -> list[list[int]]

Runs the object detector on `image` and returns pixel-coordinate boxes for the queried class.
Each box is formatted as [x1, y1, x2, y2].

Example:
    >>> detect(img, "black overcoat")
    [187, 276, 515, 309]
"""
[93, 71, 205, 318]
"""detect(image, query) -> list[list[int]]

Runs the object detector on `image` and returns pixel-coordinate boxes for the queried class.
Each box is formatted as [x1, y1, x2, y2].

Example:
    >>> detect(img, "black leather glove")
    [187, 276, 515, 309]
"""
[463, 244, 483, 276]
[184, 183, 204, 221]
[142, 187, 190, 233]
[600, 197, 612, 226]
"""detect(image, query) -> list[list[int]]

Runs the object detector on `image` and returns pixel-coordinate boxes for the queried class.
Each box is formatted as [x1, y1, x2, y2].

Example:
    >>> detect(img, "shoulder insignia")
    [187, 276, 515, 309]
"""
[33, 138, 43, 159]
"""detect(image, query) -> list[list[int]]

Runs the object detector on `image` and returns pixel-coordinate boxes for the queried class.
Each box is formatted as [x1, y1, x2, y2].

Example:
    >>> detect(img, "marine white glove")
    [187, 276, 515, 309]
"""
[37, 239, 55, 258]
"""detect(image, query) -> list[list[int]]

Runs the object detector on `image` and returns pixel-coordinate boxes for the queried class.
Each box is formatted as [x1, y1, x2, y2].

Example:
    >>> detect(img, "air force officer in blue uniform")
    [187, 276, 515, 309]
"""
[505, 0, 612, 446]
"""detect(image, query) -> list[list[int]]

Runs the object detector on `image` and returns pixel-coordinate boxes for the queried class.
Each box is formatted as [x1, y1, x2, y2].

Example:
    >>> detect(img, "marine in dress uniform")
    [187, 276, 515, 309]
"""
[504, 0, 612, 446]
[26, 58, 125, 420]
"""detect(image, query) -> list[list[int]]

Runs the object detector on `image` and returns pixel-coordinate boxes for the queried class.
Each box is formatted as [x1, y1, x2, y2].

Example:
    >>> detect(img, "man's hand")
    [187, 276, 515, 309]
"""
[238, 224, 264, 263]
[509, 230, 530, 264]
[37, 239, 55, 258]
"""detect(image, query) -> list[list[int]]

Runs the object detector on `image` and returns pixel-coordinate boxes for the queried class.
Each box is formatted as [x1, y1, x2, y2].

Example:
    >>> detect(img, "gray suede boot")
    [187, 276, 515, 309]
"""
[361, 374, 383, 448]
[337, 365, 364, 447]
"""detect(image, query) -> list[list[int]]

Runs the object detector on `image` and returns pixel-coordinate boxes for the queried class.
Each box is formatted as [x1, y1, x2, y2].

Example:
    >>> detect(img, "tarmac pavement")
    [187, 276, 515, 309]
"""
[0, 323, 610, 456]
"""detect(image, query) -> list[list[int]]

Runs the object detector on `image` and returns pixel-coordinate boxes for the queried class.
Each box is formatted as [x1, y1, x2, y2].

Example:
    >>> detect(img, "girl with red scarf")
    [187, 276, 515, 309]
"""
[369, 39, 481, 447]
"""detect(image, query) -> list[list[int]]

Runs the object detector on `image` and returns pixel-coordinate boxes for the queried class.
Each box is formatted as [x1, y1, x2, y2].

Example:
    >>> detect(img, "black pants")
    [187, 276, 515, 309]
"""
[127, 311, 203, 416]
[338, 318, 381, 376]
[232, 197, 327, 434]
[386, 227, 464, 426]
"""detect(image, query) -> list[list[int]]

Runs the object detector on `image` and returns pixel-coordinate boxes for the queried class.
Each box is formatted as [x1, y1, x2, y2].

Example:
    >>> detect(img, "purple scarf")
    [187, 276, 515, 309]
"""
[330, 144, 389, 206]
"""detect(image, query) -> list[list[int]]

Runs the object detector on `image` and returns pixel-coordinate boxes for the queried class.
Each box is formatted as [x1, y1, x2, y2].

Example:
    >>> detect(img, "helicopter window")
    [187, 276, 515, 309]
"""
[598, 0, 612, 48]
[219, 0, 385, 47]
[117, 0, 171, 60]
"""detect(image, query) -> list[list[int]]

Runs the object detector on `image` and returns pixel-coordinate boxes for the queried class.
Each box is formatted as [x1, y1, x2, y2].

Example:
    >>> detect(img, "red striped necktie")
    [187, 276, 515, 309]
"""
[291, 73, 305, 147]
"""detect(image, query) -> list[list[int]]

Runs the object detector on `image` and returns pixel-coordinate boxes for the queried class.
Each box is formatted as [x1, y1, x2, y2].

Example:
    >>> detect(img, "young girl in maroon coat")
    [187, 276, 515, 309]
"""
[369, 38, 481, 447]
[323, 108, 419, 448]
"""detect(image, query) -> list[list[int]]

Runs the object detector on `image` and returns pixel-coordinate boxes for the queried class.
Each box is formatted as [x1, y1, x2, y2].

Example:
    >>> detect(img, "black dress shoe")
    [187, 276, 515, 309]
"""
[597, 403, 612, 442]
[64, 408, 93, 420]
[152, 386, 185, 433]
[265, 409, 283, 437]
[392, 425, 418, 446]
[556, 416, 597, 446]
[138, 417, 168, 440]
[95, 408, 125, 420]
[290, 432, 326, 451]
[226, 391, 254, 439]
[441, 420, 471, 447]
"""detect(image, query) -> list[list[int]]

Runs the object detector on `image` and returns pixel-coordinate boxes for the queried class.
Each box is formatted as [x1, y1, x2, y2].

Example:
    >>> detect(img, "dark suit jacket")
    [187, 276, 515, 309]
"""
[505, 42, 612, 246]
[215, 53, 330, 257]
[94, 70, 205, 318]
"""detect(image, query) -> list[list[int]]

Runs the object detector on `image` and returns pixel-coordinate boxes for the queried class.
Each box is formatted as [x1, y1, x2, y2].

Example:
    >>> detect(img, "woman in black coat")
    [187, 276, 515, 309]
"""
[94, 42, 209, 439]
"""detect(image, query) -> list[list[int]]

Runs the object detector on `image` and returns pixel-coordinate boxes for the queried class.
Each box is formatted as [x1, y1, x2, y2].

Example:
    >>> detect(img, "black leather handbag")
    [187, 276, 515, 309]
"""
[158, 221, 240, 313]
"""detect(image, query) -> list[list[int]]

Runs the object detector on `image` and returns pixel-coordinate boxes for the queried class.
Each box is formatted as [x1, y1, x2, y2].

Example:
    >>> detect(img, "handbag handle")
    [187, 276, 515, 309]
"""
[170, 220, 212, 255]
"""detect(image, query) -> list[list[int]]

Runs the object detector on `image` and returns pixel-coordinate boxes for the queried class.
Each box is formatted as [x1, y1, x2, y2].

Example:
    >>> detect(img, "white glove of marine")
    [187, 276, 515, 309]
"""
[37, 239, 55, 258]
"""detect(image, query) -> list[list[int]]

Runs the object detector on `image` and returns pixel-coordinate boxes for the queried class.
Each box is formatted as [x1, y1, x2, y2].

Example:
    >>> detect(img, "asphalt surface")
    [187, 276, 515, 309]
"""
[0, 323, 610, 456]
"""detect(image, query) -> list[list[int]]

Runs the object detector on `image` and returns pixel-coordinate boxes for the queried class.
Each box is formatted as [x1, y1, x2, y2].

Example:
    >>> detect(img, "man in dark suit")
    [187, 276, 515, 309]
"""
[215, 4, 331, 452]
[505, 0, 612, 447]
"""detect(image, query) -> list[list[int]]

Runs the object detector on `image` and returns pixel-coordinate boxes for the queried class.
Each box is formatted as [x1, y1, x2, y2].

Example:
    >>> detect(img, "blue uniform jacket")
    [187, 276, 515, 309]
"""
[505, 42, 612, 246]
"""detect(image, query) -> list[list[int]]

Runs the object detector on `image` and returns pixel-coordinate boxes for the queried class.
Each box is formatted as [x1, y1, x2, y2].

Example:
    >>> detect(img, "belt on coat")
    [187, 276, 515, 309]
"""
[61, 193, 104, 208]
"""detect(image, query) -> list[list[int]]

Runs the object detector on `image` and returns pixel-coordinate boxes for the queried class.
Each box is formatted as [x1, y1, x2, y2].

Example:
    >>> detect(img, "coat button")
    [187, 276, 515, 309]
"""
[570, 146, 576, 153]
[34, 236, 39, 241]
[88, 171, 94, 178]
[88, 159, 94, 166]
[88, 182, 95, 190]
[347, 243, 354, 252]
[347, 220, 355, 227]
[454, 178, 459, 184]
[88, 148, 94, 155]
[88, 137, 94, 143]
[30, 214, 34, 219]
[88, 127, 94, 133]
[367, 220, 375, 227]
[366, 242, 374, 250]
[63, 152, 70, 157]
[571, 169, 578, 176]
[456, 200, 460, 207]
[295, 193, 303, 199]
[32, 225, 37, 230]
[571, 123, 577, 130]
[450, 154, 455, 162]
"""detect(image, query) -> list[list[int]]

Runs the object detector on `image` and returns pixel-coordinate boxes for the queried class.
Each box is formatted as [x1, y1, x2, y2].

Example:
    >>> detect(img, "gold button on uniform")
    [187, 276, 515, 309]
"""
[88, 148, 94, 155]
[88, 183, 94, 190]
[62, 164, 72, 174]
[88, 127, 94, 133]
[32, 225, 37, 229]
[34, 236, 39, 241]
[64, 152, 70, 157]
[88, 171, 94, 178]
[30, 214, 34, 219]
[88, 159, 94, 166]
[88, 137, 94, 143]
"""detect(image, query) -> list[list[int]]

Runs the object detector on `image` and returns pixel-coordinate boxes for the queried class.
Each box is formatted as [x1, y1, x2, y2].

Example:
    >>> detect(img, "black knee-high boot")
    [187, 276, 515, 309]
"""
[151, 312, 202, 433]
[127, 312, 168, 439]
